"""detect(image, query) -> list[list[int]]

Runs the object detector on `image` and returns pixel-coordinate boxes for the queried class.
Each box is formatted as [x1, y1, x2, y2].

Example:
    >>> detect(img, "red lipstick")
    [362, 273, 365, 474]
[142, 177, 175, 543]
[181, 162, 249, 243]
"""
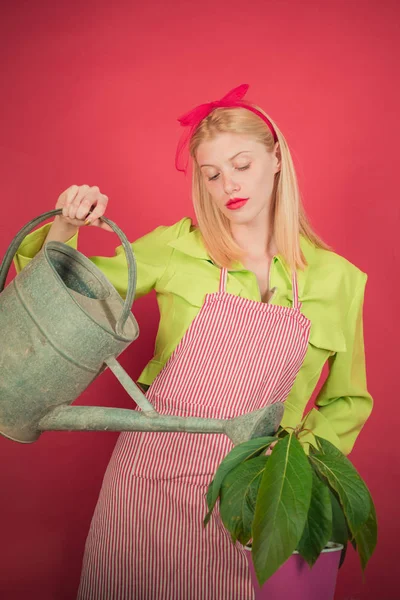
[226, 197, 249, 210]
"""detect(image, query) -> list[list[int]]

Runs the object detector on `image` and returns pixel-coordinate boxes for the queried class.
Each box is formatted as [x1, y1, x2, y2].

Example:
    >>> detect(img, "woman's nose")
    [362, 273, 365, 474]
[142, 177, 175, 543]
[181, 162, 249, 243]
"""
[223, 176, 240, 196]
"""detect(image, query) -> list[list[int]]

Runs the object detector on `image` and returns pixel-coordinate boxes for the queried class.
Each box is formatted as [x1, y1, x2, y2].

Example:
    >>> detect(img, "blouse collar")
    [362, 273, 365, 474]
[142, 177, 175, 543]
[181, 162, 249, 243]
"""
[167, 226, 316, 300]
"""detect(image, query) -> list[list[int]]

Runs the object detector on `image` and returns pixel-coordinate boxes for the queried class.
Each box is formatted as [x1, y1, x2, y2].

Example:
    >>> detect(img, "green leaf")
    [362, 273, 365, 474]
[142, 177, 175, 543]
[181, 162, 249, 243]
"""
[309, 436, 371, 537]
[204, 436, 276, 526]
[219, 455, 268, 546]
[327, 476, 377, 576]
[296, 467, 332, 567]
[242, 463, 265, 544]
[310, 461, 351, 566]
[353, 488, 378, 574]
[329, 488, 349, 568]
[252, 432, 313, 586]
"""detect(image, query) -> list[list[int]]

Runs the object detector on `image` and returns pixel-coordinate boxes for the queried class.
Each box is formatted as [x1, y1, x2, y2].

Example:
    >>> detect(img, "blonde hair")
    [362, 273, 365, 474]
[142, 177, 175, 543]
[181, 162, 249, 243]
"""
[188, 105, 331, 271]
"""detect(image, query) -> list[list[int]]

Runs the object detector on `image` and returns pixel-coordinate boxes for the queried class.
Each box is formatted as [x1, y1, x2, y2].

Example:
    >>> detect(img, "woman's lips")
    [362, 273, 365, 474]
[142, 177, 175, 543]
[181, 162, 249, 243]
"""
[226, 198, 249, 210]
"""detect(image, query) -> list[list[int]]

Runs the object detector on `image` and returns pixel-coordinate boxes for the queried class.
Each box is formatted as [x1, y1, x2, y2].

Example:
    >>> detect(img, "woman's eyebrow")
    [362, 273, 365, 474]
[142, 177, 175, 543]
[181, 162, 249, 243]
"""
[200, 150, 253, 168]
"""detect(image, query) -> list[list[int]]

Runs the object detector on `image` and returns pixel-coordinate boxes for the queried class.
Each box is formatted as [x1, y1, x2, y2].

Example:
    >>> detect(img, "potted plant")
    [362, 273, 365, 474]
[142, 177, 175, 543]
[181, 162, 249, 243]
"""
[204, 420, 377, 599]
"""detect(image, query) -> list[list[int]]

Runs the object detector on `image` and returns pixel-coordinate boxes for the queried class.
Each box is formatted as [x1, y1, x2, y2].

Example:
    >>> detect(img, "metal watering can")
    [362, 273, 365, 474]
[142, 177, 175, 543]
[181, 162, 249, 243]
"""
[0, 209, 284, 445]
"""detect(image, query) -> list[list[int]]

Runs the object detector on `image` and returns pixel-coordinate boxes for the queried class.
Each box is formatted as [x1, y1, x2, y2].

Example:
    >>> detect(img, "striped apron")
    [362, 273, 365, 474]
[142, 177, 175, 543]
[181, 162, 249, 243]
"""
[77, 267, 311, 599]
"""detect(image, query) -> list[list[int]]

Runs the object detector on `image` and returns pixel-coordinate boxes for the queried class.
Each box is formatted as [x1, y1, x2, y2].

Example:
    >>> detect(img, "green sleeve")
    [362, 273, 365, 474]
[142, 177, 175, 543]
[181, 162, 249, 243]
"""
[13, 222, 78, 273]
[300, 272, 373, 456]
[13, 218, 189, 300]
[88, 223, 184, 299]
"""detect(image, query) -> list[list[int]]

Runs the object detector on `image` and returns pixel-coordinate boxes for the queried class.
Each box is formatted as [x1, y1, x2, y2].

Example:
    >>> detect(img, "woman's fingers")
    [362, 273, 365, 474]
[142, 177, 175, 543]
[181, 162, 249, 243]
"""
[55, 184, 110, 230]
[68, 184, 92, 220]
[58, 185, 79, 218]
[84, 192, 108, 225]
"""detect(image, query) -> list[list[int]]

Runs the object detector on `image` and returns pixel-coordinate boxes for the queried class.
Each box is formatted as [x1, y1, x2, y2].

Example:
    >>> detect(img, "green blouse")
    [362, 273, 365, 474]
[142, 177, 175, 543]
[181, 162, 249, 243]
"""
[13, 216, 373, 456]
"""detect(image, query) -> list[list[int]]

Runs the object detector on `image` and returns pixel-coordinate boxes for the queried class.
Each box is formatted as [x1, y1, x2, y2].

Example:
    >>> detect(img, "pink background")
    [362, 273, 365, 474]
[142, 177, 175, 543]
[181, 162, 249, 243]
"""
[0, 1, 398, 598]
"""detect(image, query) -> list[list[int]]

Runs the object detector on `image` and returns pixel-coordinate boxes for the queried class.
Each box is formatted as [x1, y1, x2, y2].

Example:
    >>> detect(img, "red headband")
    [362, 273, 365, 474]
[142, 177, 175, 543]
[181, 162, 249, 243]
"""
[175, 83, 278, 174]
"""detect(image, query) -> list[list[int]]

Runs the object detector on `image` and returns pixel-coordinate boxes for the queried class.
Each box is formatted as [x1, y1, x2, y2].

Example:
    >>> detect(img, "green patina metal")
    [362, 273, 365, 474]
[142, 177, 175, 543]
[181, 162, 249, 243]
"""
[0, 209, 284, 445]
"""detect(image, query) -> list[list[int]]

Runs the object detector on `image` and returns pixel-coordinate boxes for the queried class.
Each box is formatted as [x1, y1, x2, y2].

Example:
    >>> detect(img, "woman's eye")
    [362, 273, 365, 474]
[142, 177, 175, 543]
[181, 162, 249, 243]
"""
[207, 164, 250, 182]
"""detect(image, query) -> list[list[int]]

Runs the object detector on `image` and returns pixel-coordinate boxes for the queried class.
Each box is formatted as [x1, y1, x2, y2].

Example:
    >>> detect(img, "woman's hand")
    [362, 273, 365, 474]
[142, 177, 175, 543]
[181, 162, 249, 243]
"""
[56, 184, 112, 231]
[265, 440, 278, 456]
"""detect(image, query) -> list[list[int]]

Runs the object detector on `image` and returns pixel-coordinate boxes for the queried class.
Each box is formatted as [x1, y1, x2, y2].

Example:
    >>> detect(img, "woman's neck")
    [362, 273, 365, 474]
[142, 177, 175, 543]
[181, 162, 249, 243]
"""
[230, 219, 277, 261]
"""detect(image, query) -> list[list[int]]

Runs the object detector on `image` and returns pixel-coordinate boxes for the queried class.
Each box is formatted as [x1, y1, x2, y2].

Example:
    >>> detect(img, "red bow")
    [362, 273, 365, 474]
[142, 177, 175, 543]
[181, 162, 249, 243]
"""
[175, 83, 277, 174]
[177, 84, 250, 127]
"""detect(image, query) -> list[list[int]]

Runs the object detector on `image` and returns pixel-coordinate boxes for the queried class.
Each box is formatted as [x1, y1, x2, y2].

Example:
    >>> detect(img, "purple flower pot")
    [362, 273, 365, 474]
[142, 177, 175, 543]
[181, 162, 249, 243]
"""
[245, 542, 344, 600]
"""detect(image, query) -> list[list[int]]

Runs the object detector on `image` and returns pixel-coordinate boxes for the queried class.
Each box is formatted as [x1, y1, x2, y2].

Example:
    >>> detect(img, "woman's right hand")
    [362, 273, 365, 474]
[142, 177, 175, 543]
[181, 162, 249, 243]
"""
[55, 184, 112, 231]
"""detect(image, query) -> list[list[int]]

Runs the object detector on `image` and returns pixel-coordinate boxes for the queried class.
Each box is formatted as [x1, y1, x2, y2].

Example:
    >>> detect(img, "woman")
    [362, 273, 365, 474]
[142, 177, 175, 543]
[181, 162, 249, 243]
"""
[14, 84, 373, 599]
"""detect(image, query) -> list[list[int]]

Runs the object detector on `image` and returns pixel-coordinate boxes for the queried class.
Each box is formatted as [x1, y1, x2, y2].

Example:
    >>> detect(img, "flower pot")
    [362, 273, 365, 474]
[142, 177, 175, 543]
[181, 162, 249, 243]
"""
[244, 541, 344, 600]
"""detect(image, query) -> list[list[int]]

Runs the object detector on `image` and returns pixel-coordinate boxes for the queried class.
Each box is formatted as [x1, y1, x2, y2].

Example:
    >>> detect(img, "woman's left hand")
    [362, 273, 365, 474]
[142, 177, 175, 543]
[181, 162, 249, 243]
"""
[265, 440, 278, 456]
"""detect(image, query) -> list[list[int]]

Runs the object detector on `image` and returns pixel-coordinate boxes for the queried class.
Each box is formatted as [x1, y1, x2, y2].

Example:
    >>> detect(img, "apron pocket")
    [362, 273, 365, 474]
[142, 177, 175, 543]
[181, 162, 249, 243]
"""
[130, 395, 233, 480]
[130, 430, 232, 481]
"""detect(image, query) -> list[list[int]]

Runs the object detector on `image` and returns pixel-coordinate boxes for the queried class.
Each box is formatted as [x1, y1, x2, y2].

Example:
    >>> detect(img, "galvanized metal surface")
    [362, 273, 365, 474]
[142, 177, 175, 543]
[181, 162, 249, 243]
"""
[0, 209, 283, 445]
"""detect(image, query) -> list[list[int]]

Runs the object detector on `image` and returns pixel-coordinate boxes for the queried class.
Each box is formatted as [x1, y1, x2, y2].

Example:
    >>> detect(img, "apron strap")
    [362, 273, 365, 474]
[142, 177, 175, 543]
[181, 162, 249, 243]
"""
[292, 270, 302, 310]
[219, 267, 228, 293]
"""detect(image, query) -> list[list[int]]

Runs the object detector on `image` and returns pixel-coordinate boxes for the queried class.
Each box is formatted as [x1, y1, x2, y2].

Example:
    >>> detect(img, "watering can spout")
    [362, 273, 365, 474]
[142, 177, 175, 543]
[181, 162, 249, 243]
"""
[1, 391, 284, 445]
[36, 402, 284, 446]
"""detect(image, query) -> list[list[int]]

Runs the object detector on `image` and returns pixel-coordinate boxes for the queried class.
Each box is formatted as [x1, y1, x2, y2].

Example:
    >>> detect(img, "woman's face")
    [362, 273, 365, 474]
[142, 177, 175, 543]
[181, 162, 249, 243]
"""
[195, 132, 280, 225]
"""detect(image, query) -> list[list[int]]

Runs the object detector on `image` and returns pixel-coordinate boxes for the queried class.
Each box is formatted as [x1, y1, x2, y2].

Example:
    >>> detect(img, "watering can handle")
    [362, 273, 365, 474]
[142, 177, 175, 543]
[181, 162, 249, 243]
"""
[0, 208, 136, 337]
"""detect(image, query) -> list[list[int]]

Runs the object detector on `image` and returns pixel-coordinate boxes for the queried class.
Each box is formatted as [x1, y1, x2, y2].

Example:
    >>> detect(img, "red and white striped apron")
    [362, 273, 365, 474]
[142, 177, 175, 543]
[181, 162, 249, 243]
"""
[77, 267, 311, 599]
